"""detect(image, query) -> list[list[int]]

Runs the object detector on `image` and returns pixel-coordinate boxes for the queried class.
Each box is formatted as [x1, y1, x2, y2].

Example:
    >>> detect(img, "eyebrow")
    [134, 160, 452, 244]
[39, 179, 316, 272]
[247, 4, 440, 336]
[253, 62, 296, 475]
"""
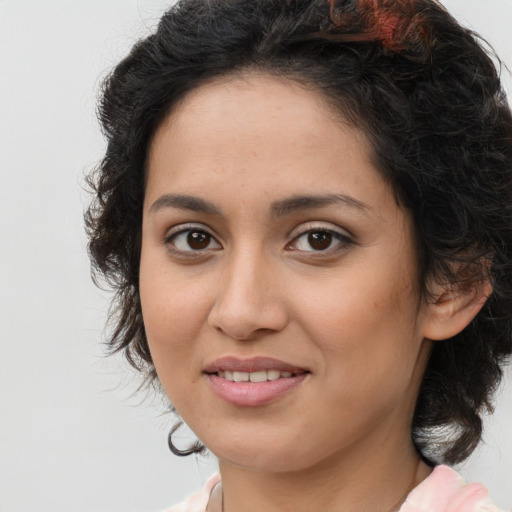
[271, 194, 370, 217]
[149, 194, 222, 216]
[148, 192, 370, 217]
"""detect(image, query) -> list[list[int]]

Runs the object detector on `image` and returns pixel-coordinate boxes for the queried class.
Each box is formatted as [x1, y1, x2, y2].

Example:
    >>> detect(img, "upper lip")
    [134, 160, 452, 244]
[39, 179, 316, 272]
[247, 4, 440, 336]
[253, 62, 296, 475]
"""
[203, 356, 309, 374]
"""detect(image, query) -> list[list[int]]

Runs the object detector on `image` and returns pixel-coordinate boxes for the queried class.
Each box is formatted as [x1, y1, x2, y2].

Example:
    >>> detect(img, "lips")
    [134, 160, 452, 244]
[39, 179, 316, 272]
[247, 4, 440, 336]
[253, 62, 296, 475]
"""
[203, 356, 309, 374]
[217, 369, 295, 382]
[204, 356, 310, 407]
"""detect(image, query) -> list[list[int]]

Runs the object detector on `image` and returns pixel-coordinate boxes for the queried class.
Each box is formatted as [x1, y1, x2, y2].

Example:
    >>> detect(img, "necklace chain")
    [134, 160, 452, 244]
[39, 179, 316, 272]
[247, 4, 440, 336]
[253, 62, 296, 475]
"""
[220, 488, 408, 512]
[218, 458, 421, 512]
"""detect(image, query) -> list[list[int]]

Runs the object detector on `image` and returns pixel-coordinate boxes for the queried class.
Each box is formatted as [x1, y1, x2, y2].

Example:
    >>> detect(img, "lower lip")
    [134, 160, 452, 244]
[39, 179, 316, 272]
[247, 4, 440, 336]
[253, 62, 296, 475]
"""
[207, 373, 308, 407]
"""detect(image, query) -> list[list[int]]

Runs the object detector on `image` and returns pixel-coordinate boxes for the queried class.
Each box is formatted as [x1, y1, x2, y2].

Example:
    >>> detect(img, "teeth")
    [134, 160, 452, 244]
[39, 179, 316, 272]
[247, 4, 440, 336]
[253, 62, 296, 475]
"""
[249, 371, 267, 383]
[217, 370, 297, 382]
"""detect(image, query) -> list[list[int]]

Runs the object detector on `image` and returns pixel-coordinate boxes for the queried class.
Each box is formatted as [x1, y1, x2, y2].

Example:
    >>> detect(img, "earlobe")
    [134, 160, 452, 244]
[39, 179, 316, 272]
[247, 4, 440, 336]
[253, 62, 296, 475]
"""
[422, 277, 492, 341]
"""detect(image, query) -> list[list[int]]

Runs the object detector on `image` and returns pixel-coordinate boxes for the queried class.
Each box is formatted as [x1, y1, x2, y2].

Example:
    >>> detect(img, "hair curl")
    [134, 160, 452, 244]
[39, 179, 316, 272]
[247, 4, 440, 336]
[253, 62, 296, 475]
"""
[86, 0, 512, 464]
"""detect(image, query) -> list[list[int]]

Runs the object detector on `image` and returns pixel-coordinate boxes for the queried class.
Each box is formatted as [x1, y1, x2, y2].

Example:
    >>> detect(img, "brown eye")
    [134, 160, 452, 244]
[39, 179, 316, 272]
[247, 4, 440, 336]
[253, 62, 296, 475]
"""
[167, 228, 221, 252]
[187, 231, 210, 250]
[308, 232, 332, 251]
[289, 227, 353, 254]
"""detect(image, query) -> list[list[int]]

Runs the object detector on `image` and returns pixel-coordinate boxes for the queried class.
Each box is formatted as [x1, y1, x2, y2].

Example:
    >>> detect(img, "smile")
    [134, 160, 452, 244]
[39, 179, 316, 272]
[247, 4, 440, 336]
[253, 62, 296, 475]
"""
[204, 357, 310, 407]
[216, 370, 298, 382]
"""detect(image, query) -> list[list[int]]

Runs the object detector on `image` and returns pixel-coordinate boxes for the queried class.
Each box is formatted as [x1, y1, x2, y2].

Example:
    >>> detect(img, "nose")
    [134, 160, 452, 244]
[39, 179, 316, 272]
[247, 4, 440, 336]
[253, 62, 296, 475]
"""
[207, 251, 289, 341]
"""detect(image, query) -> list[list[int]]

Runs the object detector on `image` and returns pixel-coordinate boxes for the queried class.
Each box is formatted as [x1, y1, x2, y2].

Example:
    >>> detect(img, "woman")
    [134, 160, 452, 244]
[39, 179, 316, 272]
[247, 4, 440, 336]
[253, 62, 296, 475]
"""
[86, 0, 512, 510]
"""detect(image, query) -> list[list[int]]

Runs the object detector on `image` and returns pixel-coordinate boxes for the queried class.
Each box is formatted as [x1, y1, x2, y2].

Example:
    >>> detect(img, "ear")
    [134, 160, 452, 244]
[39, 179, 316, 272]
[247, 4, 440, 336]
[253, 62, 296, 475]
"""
[422, 273, 492, 341]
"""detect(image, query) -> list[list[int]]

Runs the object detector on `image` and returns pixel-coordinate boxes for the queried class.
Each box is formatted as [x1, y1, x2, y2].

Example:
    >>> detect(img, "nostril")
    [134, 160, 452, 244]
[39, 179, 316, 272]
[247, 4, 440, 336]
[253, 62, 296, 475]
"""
[207, 281, 289, 340]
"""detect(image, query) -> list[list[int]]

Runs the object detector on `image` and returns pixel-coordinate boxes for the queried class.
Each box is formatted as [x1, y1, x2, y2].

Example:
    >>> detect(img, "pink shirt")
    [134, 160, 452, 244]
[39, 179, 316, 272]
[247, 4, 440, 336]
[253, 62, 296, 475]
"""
[164, 465, 506, 512]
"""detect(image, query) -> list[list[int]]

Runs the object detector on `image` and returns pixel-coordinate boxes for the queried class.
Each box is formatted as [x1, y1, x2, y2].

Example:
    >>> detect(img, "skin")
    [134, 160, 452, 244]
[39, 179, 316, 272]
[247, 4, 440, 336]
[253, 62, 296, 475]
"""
[139, 72, 487, 512]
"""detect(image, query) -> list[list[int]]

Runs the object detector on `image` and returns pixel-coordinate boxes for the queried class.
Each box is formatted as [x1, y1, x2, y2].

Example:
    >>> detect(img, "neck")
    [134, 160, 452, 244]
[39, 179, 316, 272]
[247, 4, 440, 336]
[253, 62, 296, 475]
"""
[217, 437, 431, 512]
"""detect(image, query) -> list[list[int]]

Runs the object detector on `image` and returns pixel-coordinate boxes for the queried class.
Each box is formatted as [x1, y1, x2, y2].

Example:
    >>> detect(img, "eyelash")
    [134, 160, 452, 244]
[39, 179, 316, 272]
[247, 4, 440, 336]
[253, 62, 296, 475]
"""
[164, 224, 220, 255]
[287, 227, 354, 255]
[163, 224, 354, 257]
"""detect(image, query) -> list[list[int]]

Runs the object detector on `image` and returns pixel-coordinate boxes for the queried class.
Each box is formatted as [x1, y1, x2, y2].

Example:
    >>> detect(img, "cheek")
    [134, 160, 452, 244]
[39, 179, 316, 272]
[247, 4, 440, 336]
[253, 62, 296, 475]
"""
[287, 269, 424, 440]
[139, 274, 213, 416]
[291, 258, 422, 372]
[141, 282, 201, 346]
[139, 257, 213, 380]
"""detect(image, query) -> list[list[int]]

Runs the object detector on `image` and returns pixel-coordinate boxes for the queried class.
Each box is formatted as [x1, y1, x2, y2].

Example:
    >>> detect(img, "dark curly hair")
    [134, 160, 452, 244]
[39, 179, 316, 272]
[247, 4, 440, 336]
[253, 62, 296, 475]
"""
[86, 0, 512, 464]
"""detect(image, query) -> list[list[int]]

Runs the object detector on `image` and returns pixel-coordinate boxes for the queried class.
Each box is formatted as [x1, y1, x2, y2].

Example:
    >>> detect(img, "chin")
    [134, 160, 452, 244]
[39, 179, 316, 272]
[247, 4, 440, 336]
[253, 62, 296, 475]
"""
[218, 450, 307, 473]
[205, 434, 324, 474]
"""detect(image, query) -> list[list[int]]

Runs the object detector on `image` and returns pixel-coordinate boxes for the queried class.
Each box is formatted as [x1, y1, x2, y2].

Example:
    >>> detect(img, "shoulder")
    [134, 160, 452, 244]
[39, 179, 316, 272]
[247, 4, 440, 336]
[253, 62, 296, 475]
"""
[161, 467, 506, 512]
[400, 465, 506, 512]
[161, 473, 221, 512]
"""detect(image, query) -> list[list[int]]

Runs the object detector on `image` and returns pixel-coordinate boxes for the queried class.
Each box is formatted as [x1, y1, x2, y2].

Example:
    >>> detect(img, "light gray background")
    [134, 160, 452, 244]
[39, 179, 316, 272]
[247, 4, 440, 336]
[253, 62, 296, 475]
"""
[0, 1, 511, 511]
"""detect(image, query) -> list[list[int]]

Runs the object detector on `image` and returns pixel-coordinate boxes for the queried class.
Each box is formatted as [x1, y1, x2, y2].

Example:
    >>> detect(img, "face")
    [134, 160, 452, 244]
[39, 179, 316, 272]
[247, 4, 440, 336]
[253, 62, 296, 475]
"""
[140, 73, 432, 473]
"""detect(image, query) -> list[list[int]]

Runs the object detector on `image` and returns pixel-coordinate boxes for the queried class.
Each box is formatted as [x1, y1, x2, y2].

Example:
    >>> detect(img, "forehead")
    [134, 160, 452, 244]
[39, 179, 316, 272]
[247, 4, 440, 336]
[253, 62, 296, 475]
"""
[160, 71, 347, 137]
[150, 73, 358, 163]
[145, 72, 393, 216]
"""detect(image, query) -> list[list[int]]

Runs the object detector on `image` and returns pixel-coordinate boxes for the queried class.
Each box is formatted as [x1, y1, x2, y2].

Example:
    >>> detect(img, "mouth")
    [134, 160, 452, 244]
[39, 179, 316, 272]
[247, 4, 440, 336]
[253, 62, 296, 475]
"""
[204, 357, 310, 407]
[203, 356, 309, 379]
[214, 369, 304, 382]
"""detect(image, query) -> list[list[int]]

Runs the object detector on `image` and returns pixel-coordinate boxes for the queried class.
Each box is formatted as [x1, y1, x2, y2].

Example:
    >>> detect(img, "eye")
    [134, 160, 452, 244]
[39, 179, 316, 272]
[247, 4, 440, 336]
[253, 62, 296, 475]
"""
[165, 227, 221, 253]
[288, 227, 353, 253]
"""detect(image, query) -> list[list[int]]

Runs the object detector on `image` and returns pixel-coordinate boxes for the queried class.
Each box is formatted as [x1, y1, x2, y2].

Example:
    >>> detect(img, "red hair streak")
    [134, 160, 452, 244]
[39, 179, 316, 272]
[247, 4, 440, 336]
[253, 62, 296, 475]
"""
[326, 0, 427, 52]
